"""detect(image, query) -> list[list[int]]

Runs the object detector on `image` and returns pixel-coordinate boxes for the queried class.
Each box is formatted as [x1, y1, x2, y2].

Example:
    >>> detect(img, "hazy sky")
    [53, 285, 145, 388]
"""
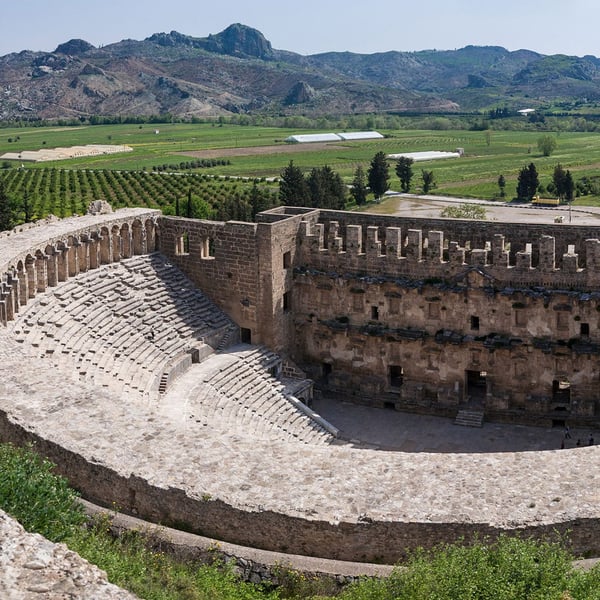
[2, 0, 597, 58]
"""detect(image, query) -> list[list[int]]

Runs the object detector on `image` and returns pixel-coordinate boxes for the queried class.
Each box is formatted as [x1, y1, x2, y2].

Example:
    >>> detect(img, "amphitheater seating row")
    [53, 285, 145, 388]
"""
[165, 345, 334, 445]
[9, 254, 235, 403]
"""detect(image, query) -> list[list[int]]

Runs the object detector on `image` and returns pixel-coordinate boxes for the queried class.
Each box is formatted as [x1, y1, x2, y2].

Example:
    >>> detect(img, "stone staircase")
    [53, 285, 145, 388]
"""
[454, 409, 484, 428]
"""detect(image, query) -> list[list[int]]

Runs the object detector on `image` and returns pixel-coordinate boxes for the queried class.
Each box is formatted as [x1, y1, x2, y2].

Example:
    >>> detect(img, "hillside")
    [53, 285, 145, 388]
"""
[1, 23, 600, 120]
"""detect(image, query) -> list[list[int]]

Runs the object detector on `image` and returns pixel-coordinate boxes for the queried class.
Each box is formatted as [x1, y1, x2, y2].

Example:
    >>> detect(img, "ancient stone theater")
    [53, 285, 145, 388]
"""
[1, 205, 600, 564]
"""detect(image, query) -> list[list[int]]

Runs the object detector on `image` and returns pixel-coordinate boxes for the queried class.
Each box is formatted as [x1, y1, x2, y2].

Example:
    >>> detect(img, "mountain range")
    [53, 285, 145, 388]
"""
[2, 23, 600, 120]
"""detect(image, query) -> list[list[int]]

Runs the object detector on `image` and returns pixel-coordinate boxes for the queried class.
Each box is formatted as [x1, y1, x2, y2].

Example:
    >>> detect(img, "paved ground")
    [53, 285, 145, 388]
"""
[367, 193, 600, 225]
[314, 396, 597, 453]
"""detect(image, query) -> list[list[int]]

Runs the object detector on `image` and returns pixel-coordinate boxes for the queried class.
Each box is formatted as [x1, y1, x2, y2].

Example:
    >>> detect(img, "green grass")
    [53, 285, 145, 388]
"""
[2, 442, 600, 599]
[3, 124, 600, 204]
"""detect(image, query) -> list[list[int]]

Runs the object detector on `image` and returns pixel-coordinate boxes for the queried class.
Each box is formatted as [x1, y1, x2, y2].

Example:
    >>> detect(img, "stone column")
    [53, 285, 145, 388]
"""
[539, 235, 556, 272]
[406, 229, 423, 263]
[427, 231, 444, 263]
[492, 234, 509, 267]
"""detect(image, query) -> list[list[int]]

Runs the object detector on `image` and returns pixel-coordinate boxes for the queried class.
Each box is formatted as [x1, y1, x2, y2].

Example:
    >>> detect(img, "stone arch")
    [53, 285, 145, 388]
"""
[89, 233, 100, 270]
[16, 260, 28, 306]
[132, 219, 144, 255]
[45, 244, 59, 288]
[145, 219, 157, 252]
[112, 224, 121, 261]
[56, 241, 69, 283]
[121, 223, 132, 259]
[79, 235, 90, 273]
[99, 227, 111, 264]
[4, 268, 18, 319]
[35, 250, 47, 293]
[25, 255, 36, 299]
[67, 235, 80, 278]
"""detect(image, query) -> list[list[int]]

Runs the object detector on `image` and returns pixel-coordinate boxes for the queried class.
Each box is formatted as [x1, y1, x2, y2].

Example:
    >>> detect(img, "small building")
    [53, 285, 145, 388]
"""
[285, 131, 383, 144]
[337, 131, 384, 141]
[285, 133, 342, 144]
[387, 150, 461, 162]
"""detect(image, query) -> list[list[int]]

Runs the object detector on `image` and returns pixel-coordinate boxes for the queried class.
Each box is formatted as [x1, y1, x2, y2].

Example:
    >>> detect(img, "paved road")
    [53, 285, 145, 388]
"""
[313, 396, 597, 453]
[367, 193, 600, 225]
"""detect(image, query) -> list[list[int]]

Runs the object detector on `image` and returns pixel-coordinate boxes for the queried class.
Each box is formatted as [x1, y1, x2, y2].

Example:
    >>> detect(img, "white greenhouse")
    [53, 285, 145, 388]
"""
[285, 131, 383, 144]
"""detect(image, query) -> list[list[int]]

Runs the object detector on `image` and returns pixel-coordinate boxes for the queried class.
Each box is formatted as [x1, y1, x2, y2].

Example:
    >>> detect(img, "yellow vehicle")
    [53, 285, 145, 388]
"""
[532, 196, 560, 206]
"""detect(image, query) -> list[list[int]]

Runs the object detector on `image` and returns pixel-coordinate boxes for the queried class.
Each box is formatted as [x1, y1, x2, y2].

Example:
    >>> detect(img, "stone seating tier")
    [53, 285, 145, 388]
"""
[8, 253, 235, 403]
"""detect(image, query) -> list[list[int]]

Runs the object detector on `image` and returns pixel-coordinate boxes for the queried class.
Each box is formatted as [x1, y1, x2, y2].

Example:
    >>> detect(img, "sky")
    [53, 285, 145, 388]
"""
[2, 0, 598, 58]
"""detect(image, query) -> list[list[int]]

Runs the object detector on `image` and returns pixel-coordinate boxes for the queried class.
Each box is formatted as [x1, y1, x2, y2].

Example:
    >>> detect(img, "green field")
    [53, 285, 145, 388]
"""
[2, 123, 600, 216]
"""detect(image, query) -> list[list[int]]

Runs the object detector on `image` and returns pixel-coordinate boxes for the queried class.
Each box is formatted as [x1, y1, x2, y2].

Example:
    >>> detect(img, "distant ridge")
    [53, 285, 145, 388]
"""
[1, 23, 599, 120]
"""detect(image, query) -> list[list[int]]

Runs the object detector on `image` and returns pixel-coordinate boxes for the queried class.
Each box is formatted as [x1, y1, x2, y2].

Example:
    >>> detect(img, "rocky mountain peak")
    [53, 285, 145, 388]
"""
[205, 23, 274, 60]
[54, 39, 95, 55]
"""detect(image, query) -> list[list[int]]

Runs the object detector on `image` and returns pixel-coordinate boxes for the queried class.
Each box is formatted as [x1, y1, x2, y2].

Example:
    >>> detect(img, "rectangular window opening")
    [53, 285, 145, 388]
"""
[283, 251, 291, 269]
[371, 305, 379, 320]
[470, 315, 480, 331]
[176, 232, 190, 256]
[389, 365, 404, 388]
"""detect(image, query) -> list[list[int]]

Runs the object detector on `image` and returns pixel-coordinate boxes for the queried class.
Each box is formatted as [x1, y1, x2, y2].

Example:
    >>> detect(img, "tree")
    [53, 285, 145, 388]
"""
[395, 156, 414, 193]
[307, 165, 346, 210]
[186, 188, 193, 218]
[563, 170, 575, 202]
[279, 161, 309, 206]
[537, 134, 557, 157]
[350, 165, 368, 205]
[249, 181, 278, 217]
[497, 174, 506, 198]
[0, 176, 15, 232]
[421, 170, 436, 194]
[367, 152, 390, 200]
[516, 162, 539, 201]
[552, 164, 575, 202]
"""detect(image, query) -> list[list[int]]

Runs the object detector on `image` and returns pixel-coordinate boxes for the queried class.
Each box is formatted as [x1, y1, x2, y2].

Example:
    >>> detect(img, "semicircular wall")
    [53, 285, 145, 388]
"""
[1, 209, 600, 563]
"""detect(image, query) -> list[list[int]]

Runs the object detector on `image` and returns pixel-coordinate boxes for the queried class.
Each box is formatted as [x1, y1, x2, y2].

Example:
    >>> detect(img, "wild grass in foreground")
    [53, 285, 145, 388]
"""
[1, 444, 600, 599]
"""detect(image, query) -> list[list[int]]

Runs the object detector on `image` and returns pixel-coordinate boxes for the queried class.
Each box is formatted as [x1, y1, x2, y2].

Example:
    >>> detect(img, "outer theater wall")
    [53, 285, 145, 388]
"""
[1, 405, 600, 564]
[291, 272, 600, 424]
[316, 209, 600, 268]
[158, 211, 312, 352]
[288, 211, 600, 425]
[158, 208, 600, 426]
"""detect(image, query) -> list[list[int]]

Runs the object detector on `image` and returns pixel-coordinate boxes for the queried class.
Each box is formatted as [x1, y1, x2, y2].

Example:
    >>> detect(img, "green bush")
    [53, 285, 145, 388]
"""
[0, 442, 86, 541]
[441, 203, 487, 220]
[340, 536, 600, 600]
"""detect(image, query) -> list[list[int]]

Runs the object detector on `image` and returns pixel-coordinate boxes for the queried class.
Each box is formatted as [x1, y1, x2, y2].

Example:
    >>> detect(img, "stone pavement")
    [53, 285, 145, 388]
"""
[314, 397, 597, 453]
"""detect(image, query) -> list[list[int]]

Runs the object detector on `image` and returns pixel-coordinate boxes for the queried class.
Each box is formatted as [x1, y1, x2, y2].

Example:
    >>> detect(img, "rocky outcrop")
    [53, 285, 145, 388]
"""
[285, 81, 316, 105]
[0, 510, 136, 599]
[55, 39, 95, 55]
[203, 23, 274, 60]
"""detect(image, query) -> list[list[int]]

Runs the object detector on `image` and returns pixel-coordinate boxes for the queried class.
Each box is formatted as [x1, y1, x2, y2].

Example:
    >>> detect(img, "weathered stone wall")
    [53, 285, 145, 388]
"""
[3, 209, 600, 566]
[158, 213, 309, 352]
[0, 209, 160, 325]
[292, 271, 600, 424]
[1, 405, 600, 563]
[316, 209, 600, 268]
[297, 219, 600, 290]
[284, 210, 600, 424]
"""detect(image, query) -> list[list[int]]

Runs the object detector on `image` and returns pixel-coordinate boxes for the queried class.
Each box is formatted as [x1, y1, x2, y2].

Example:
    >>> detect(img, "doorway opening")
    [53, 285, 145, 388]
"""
[466, 369, 487, 403]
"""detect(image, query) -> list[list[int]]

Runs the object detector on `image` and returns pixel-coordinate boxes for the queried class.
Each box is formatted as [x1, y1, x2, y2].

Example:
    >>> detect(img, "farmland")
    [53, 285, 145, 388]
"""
[2, 122, 600, 222]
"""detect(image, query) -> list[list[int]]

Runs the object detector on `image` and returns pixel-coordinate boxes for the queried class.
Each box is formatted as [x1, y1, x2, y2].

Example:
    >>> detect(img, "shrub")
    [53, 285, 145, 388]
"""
[340, 536, 600, 600]
[441, 203, 487, 220]
[0, 443, 86, 541]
